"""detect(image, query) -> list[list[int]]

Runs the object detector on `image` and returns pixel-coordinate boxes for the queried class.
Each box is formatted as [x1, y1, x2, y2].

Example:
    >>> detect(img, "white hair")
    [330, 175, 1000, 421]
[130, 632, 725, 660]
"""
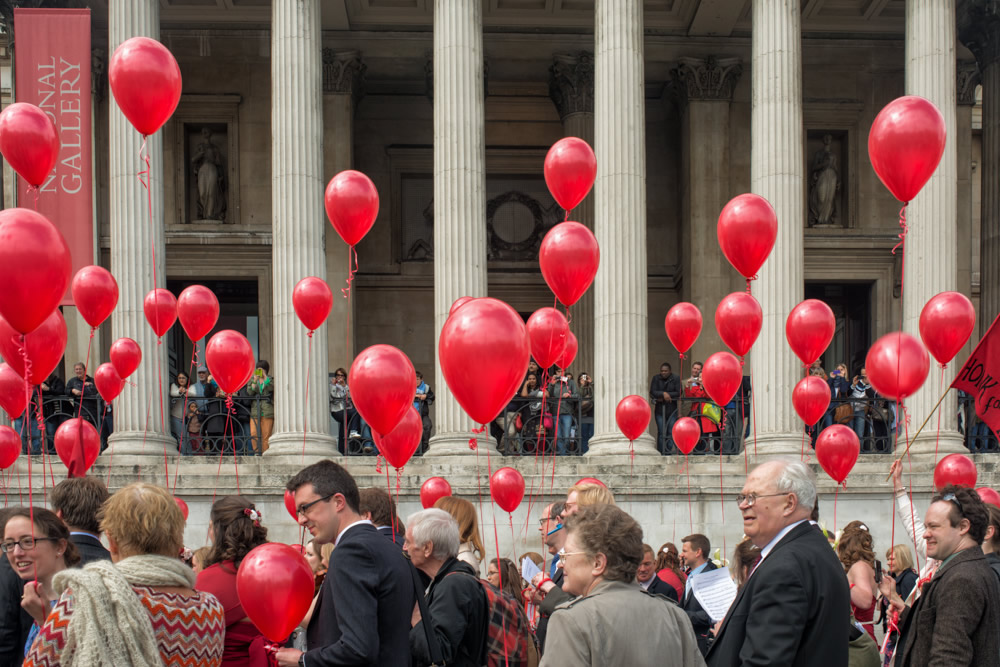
[408, 508, 460, 560]
[768, 457, 817, 511]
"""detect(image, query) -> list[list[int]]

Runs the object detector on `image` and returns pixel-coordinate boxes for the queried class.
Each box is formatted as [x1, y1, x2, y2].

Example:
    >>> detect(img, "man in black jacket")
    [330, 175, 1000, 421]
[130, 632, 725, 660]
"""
[681, 533, 717, 655]
[650, 362, 681, 452]
[359, 487, 405, 550]
[638, 543, 678, 602]
[51, 476, 111, 563]
[706, 458, 850, 667]
[0, 508, 32, 666]
[65, 362, 99, 422]
[277, 460, 416, 667]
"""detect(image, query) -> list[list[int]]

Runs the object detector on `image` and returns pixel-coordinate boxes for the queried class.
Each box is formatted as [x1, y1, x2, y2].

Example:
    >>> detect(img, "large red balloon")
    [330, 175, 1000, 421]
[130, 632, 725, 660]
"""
[449, 297, 475, 318]
[672, 417, 700, 455]
[792, 376, 831, 427]
[0, 363, 27, 420]
[292, 277, 332, 333]
[616, 395, 651, 441]
[175, 497, 189, 521]
[177, 285, 220, 342]
[144, 288, 177, 338]
[373, 407, 422, 469]
[0, 103, 59, 187]
[702, 352, 743, 408]
[237, 543, 315, 642]
[420, 477, 453, 509]
[785, 300, 836, 366]
[109, 37, 182, 136]
[283, 489, 298, 520]
[977, 488, 1000, 509]
[325, 170, 379, 247]
[0, 310, 67, 385]
[439, 298, 531, 425]
[815, 425, 859, 484]
[717, 194, 778, 280]
[54, 418, 100, 478]
[94, 363, 125, 403]
[526, 308, 569, 369]
[0, 208, 72, 335]
[349, 345, 416, 436]
[715, 292, 762, 357]
[538, 221, 600, 307]
[490, 467, 525, 513]
[866, 332, 930, 400]
[206, 330, 256, 395]
[0, 426, 19, 469]
[109, 337, 142, 380]
[555, 331, 578, 370]
[665, 303, 702, 355]
[933, 454, 977, 491]
[71, 266, 119, 329]
[868, 96, 946, 203]
[543, 137, 597, 211]
[919, 292, 976, 366]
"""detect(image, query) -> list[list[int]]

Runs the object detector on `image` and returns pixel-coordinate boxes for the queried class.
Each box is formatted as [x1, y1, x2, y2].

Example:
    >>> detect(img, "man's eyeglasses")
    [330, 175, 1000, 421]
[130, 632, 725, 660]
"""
[538, 517, 553, 526]
[735, 492, 790, 507]
[297, 493, 334, 516]
[0, 536, 58, 553]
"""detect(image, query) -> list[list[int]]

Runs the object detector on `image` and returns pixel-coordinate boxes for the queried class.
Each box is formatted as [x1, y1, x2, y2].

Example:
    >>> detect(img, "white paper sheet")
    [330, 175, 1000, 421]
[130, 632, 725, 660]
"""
[690, 567, 738, 623]
[522, 556, 542, 584]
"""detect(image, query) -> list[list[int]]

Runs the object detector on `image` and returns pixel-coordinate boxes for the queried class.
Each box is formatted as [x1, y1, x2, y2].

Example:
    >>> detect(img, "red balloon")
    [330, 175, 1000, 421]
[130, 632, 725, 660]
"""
[349, 345, 416, 436]
[206, 330, 255, 395]
[490, 467, 525, 513]
[702, 352, 743, 408]
[555, 331, 578, 370]
[977, 488, 1000, 509]
[717, 194, 778, 280]
[54, 418, 101, 478]
[288, 544, 306, 556]
[283, 489, 298, 519]
[0, 103, 59, 187]
[0, 208, 72, 335]
[0, 363, 27, 420]
[919, 292, 976, 366]
[815, 425, 860, 484]
[110, 337, 142, 380]
[672, 417, 700, 455]
[293, 277, 333, 333]
[526, 308, 569, 369]
[665, 303, 702, 355]
[792, 376, 831, 427]
[144, 288, 178, 338]
[175, 497, 189, 521]
[0, 310, 67, 385]
[108, 37, 182, 136]
[237, 543, 315, 642]
[616, 395, 651, 442]
[325, 170, 379, 247]
[373, 407, 422, 469]
[0, 426, 19, 469]
[933, 454, 977, 491]
[420, 477, 453, 509]
[715, 292, 762, 357]
[71, 266, 119, 329]
[449, 297, 474, 318]
[538, 221, 600, 307]
[866, 332, 930, 400]
[439, 298, 531, 424]
[868, 96, 946, 203]
[94, 363, 125, 403]
[177, 285, 220, 342]
[544, 137, 597, 211]
[575, 477, 606, 488]
[785, 299, 836, 366]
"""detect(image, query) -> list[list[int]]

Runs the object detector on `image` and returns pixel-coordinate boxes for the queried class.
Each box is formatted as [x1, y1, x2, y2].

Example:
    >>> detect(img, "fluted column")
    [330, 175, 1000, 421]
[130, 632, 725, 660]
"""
[550, 52, 595, 377]
[266, 0, 336, 457]
[587, 0, 656, 456]
[427, 0, 491, 455]
[751, 0, 805, 456]
[903, 0, 964, 456]
[104, 0, 175, 459]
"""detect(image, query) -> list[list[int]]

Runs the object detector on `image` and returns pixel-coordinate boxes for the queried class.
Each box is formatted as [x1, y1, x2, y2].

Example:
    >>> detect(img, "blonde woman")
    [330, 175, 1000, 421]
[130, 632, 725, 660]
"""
[433, 496, 485, 576]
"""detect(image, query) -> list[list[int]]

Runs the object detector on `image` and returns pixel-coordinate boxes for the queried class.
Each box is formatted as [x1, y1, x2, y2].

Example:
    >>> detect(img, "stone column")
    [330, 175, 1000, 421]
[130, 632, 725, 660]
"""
[550, 52, 595, 376]
[266, 0, 337, 457]
[902, 0, 964, 456]
[750, 0, 805, 456]
[427, 0, 491, 455]
[104, 0, 175, 459]
[587, 0, 656, 456]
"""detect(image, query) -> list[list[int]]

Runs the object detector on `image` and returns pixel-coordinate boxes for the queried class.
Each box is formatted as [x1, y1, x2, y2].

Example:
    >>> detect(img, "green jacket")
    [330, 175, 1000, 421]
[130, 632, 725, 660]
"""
[246, 376, 274, 419]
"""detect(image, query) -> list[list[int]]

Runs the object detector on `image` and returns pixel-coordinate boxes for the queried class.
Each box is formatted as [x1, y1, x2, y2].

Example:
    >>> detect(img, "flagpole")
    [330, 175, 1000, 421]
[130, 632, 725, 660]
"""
[883, 386, 953, 480]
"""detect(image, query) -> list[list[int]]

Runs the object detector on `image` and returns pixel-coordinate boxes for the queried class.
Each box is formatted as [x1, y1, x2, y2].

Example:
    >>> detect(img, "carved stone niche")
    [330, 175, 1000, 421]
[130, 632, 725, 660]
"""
[806, 130, 847, 228]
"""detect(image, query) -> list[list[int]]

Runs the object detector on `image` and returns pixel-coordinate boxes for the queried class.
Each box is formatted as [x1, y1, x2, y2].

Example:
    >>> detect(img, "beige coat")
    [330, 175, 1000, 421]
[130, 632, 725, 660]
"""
[540, 579, 706, 667]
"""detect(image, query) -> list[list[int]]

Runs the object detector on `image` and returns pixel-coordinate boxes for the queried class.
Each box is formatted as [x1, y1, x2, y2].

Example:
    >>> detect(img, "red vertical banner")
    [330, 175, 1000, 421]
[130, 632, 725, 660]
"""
[13, 8, 92, 304]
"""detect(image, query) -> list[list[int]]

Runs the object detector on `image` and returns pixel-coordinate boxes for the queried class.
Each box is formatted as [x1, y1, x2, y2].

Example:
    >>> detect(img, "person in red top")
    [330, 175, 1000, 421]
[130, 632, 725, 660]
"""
[837, 520, 877, 641]
[653, 542, 686, 600]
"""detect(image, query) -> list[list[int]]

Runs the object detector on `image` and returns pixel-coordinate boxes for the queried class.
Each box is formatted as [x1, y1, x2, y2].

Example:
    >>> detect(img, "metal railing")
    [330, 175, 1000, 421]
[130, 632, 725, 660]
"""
[656, 397, 745, 455]
[490, 395, 587, 456]
[959, 392, 998, 453]
[9, 395, 110, 455]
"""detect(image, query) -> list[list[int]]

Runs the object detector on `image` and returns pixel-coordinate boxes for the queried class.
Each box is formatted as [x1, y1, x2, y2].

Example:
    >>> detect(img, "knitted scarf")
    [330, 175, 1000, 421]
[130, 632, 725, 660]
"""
[51, 554, 196, 667]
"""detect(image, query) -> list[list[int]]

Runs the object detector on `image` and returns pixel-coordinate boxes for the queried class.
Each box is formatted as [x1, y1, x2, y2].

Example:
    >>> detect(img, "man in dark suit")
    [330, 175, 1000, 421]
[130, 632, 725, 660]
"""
[531, 501, 569, 652]
[277, 460, 416, 667]
[51, 476, 111, 563]
[638, 543, 678, 602]
[706, 458, 850, 667]
[681, 533, 717, 654]
[359, 487, 405, 549]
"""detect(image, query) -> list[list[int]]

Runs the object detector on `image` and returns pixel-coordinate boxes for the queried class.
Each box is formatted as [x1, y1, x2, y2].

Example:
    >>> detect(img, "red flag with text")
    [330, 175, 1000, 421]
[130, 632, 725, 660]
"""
[13, 8, 92, 304]
[951, 313, 1000, 442]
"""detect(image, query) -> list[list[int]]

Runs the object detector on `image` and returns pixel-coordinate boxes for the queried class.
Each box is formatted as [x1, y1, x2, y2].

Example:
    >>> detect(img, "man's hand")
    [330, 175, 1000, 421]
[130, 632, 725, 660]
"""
[275, 648, 303, 667]
[662, 392, 671, 402]
[72, 388, 82, 396]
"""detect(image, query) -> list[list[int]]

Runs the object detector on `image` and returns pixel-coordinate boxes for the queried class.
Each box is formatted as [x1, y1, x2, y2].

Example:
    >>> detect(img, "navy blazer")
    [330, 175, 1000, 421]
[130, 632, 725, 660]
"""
[305, 522, 417, 666]
[645, 574, 679, 602]
[71, 533, 111, 565]
[683, 560, 718, 655]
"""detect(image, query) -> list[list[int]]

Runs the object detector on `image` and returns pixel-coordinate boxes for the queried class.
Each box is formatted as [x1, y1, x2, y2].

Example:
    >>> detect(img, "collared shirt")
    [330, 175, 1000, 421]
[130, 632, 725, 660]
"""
[685, 561, 709, 596]
[550, 553, 560, 577]
[334, 519, 374, 547]
[639, 576, 654, 591]
[755, 519, 809, 569]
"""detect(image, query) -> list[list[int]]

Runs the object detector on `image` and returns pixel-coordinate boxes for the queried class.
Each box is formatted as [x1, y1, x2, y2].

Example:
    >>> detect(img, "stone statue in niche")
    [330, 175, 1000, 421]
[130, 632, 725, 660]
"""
[191, 127, 226, 222]
[808, 134, 840, 226]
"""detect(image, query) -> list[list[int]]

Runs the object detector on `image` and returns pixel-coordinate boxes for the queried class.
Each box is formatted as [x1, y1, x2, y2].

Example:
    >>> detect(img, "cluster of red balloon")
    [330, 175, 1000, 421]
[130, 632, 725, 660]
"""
[350, 344, 421, 470]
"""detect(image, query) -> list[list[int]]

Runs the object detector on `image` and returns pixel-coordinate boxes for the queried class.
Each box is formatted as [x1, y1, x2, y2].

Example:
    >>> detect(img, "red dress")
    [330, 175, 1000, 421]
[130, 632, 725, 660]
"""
[197, 561, 272, 667]
[850, 584, 876, 641]
[656, 568, 686, 601]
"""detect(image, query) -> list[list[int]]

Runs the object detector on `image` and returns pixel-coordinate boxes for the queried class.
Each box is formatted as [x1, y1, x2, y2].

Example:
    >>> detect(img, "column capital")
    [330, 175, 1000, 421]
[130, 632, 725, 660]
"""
[958, 60, 982, 105]
[670, 56, 743, 103]
[958, 0, 1000, 69]
[322, 49, 365, 97]
[549, 51, 594, 119]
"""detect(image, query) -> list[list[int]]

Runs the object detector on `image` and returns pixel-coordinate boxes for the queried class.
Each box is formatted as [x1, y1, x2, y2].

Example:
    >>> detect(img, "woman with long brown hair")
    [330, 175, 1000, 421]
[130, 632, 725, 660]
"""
[653, 542, 686, 601]
[837, 520, 877, 641]
[433, 496, 485, 576]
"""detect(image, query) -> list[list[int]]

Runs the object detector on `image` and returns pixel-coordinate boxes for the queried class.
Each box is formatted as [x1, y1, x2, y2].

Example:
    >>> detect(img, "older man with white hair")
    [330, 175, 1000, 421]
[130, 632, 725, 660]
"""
[405, 508, 488, 667]
[706, 458, 850, 667]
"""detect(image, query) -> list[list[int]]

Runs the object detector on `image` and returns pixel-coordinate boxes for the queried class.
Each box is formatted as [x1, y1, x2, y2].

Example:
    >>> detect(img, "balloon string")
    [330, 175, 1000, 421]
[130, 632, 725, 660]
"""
[474, 436, 487, 555]
[25, 184, 40, 211]
[486, 442, 509, 667]
[76, 328, 95, 419]
[342, 244, 358, 369]
[685, 454, 693, 534]
[156, 337, 168, 482]
[34, 388, 53, 487]
[550, 381, 565, 493]
[227, 396, 240, 494]
[903, 404, 922, 573]
[137, 392, 152, 482]
[302, 333, 312, 462]
[385, 461, 396, 544]
[834, 486, 839, 533]
[628, 441, 634, 515]
[17, 335, 38, 586]
[718, 412, 726, 561]
[933, 365, 944, 461]
[738, 366, 748, 474]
